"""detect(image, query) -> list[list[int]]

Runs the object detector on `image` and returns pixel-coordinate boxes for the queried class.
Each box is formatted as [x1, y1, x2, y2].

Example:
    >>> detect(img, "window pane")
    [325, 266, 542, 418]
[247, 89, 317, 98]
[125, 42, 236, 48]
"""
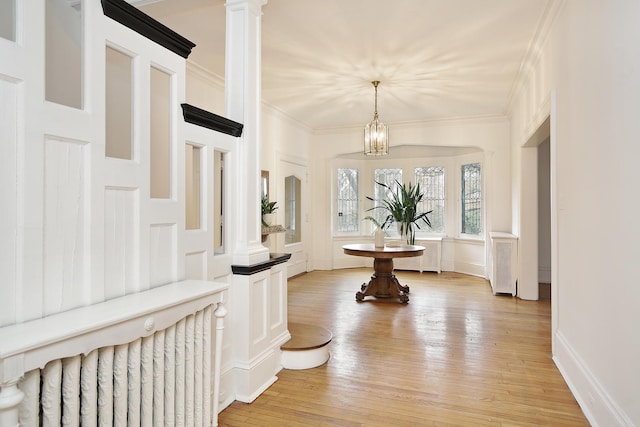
[0, 0, 16, 41]
[46, 0, 82, 108]
[285, 175, 301, 244]
[373, 168, 402, 230]
[105, 46, 132, 159]
[415, 166, 445, 233]
[461, 163, 482, 235]
[336, 168, 358, 232]
[185, 144, 201, 230]
[150, 66, 171, 199]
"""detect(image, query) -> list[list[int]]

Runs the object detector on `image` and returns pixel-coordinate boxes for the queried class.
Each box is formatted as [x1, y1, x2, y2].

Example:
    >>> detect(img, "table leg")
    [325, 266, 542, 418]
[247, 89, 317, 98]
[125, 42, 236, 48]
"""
[355, 258, 409, 303]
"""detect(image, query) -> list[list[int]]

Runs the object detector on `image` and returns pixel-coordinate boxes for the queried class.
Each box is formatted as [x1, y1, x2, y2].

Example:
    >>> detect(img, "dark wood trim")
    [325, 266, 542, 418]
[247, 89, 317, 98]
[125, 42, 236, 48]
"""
[232, 253, 291, 276]
[181, 104, 244, 137]
[101, 0, 196, 59]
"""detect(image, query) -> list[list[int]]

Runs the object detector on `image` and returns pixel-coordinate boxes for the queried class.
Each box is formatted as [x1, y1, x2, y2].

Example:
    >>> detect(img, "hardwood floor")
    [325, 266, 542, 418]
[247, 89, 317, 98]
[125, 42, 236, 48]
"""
[218, 268, 588, 426]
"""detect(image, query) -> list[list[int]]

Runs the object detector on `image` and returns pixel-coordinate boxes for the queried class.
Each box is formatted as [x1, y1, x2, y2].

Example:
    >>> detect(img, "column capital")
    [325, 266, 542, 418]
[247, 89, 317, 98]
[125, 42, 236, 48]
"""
[225, 0, 268, 12]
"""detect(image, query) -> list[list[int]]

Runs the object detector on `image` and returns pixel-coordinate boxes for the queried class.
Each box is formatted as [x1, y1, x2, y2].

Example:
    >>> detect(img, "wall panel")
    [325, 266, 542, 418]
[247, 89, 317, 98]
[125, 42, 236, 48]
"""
[104, 187, 139, 299]
[43, 137, 88, 315]
[0, 78, 18, 326]
[149, 223, 176, 287]
[250, 278, 268, 347]
[185, 251, 206, 280]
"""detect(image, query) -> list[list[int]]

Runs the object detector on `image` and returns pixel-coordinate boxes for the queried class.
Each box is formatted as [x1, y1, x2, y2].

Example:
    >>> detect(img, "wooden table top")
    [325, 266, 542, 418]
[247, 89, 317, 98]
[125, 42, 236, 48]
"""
[342, 243, 425, 259]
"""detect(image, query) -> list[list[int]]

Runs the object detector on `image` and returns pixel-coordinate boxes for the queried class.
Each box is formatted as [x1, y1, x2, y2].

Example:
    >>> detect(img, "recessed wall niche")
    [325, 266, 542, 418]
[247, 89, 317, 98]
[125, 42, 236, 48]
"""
[150, 66, 171, 199]
[105, 46, 133, 160]
[185, 143, 202, 230]
[45, 0, 82, 109]
[0, 0, 16, 41]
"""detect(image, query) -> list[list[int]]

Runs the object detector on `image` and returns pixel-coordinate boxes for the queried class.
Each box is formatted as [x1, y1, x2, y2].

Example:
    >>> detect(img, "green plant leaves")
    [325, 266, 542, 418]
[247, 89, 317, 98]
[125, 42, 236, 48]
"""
[365, 180, 432, 244]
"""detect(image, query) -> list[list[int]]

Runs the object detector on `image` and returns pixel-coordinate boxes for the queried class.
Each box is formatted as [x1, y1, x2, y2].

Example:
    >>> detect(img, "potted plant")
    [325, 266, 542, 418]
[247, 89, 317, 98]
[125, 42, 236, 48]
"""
[366, 180, 432, 245]
[261, 196, 278, 227]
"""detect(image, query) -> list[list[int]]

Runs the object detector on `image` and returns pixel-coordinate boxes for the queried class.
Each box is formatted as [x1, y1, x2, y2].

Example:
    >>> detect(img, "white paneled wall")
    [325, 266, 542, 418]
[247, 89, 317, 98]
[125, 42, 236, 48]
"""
[0, 0, 240, 320]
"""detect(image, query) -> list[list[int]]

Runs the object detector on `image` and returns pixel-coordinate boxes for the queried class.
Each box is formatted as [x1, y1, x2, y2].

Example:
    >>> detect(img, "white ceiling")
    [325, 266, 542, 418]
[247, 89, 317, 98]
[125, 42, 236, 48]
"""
[139, 0, 550, 131]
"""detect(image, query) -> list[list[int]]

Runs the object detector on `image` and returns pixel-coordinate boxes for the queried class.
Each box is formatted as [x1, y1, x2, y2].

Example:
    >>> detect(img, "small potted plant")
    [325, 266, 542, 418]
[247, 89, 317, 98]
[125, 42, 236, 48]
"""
[261, 196, 278, 227]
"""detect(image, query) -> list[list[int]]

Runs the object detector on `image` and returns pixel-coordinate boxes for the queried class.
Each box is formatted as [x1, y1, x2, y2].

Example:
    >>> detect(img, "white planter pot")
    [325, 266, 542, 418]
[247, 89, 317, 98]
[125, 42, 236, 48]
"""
[396, 222, 410, 245]
[374, 229, 385, 248]
[262, 213, 275, 226]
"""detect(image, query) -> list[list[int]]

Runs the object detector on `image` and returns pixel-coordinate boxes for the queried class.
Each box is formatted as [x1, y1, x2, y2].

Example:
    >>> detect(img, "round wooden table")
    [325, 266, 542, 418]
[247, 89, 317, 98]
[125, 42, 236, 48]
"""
[342, 243, 425, 303]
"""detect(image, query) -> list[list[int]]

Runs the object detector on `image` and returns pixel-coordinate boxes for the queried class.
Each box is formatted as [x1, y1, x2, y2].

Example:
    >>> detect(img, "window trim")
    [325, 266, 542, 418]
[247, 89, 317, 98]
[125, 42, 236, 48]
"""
[457, 156, 484, 240]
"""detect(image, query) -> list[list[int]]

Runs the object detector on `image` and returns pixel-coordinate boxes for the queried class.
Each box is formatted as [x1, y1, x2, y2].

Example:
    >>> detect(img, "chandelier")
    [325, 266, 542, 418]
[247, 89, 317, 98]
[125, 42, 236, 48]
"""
[364, 80, 389, 156]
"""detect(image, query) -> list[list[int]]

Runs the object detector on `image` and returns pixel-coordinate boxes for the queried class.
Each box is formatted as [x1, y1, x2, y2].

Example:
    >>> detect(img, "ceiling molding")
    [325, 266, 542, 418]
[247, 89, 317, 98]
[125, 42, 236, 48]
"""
[313, 114, 509, 136]
[263, 102, 313, 133]
[506, 0, 567, 115]
[186, 61, 224, 89]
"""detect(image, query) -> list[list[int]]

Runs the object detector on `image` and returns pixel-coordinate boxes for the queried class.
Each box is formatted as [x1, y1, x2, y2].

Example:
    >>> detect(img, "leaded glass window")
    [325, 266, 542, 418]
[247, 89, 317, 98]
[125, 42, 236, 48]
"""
[373, 168, 402, 230]
[415, 166, 445, 233]
[461, 162, 482, 235]
[336, 168, 359, 232]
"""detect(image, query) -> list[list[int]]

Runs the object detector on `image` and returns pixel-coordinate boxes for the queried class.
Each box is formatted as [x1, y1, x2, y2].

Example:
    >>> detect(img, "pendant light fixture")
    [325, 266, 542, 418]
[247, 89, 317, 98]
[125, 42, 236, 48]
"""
[364, 80, 389, 156]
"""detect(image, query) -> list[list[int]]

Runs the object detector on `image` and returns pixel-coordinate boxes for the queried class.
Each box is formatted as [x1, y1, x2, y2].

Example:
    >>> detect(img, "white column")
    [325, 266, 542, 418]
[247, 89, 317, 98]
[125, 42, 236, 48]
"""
[225, 0, 270, 266]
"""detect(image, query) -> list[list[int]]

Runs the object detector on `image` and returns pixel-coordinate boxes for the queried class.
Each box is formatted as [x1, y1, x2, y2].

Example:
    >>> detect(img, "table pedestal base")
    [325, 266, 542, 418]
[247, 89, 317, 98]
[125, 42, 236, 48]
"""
[355, 258, 410, 303]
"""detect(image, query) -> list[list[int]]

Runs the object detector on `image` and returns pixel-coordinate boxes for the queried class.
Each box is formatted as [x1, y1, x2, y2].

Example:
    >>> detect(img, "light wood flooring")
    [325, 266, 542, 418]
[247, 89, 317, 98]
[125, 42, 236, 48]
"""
[218, 268, 588, 426]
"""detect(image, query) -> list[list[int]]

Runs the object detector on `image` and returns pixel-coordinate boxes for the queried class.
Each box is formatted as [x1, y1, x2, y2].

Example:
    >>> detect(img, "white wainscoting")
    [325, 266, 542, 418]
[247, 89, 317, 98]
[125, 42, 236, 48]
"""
[332, 236, 486, 277]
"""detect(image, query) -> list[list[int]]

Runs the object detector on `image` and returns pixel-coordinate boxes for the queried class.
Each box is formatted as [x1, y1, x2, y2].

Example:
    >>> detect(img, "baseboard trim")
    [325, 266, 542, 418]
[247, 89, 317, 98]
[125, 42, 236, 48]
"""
[234, 375, 278, 404]
[453, 261, 485, 278]
[554, 331, 632, 426]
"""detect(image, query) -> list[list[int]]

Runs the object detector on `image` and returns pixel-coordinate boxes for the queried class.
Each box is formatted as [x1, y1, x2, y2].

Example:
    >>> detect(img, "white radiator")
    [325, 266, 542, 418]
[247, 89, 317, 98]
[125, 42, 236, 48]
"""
[0, 280, 227, 427]
[393, 237, 442, 273]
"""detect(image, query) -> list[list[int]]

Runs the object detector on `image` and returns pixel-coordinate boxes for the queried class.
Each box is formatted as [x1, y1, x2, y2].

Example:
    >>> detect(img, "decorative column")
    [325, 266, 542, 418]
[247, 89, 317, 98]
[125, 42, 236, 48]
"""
[225, 0, 270, 266]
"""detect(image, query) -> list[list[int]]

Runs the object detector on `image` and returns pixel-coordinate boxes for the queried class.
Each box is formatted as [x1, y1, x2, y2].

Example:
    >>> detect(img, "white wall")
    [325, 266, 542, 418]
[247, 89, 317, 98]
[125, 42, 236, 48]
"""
[186, 62, 225, 114]
[261, 105, 313, 254]
[509, 1, 640, 424]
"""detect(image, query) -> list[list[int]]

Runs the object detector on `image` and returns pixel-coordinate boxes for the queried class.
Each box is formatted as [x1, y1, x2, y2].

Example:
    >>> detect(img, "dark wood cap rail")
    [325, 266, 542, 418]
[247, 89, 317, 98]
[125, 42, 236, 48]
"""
[101, 0, 196, 58]
[181, 104, 244, 137]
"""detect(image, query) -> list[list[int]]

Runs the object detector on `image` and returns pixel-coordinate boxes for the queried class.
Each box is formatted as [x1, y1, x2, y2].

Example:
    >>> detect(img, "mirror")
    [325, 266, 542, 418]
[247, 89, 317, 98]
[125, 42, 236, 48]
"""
[261, 170, 269, 200]
[285, 175, 301, 244]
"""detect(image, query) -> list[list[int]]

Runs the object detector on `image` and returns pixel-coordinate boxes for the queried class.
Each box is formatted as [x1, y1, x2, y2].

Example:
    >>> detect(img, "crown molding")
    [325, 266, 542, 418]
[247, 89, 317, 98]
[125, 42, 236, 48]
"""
[506, 0, 567, 113]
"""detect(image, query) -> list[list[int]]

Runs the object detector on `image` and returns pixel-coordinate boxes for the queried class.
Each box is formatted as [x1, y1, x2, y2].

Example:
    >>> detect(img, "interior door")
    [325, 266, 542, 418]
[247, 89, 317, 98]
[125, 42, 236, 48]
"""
[278, 160, 308, 278]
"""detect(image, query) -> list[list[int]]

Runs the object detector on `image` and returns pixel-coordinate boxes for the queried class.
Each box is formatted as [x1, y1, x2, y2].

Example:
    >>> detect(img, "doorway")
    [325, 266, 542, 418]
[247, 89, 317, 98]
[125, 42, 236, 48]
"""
[520, 116, 551, 301]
